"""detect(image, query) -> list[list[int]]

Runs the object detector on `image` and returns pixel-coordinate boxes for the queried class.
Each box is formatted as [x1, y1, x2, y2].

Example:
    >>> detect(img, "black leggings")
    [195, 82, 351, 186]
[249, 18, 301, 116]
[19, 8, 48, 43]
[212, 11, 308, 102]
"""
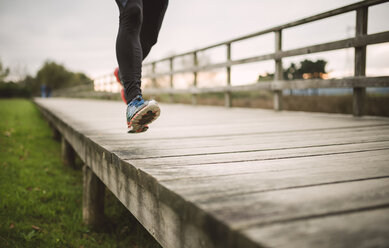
[115, 0, 168, 103]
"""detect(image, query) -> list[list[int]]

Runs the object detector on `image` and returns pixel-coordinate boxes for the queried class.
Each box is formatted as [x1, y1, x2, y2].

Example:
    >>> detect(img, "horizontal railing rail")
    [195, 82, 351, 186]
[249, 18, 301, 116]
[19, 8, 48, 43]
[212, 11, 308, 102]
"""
[140, 0, 389, 116]
[144, 32, 389, 78]
[143, 0, 388, 64]
[142, 76, 389, 94]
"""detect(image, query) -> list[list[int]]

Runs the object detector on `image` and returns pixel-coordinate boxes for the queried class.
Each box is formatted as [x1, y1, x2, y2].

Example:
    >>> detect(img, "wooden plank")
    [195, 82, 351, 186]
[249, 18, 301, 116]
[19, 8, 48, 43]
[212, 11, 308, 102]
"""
[198, 178, 389, 229]
[40, 99, 389, 142]
[242, 207, 389, 248]
[122, 141, 389, 166]
[102, 125, 389, 155]
[138, 147, 389, 183]
[96, 121, 389, 142]
[91, 112, 388, 141]
[35, 98, 389, 141]
[155, 150, 389, 201]
[35, 98, 389, 248]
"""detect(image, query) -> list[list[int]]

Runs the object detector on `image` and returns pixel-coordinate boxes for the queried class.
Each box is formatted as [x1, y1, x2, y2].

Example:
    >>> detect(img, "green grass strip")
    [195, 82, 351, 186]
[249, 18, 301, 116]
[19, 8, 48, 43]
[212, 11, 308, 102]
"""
[0, 99, 160, 248]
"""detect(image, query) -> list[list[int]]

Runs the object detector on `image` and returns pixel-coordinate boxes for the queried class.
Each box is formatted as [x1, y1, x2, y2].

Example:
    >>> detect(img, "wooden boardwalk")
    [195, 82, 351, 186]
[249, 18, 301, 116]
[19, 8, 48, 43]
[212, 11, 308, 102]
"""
[35, 98, 389, 248]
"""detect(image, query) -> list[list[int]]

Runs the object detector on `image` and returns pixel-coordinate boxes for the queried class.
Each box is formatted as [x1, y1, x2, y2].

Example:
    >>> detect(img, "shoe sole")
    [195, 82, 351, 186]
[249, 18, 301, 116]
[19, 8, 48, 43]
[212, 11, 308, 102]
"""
[127, 101, 160, 133]
[128, 125, 149, 133]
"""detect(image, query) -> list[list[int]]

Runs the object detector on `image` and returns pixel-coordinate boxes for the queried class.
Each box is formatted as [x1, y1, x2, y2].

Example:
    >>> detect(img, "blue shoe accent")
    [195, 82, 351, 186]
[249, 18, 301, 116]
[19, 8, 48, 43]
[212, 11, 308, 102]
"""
[126, 95, 146, 121]
[126, 95, 160, 133]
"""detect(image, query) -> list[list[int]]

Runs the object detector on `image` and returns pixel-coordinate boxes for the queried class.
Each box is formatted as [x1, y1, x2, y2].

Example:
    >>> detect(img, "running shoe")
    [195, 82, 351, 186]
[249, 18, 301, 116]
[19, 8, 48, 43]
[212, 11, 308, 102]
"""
[126, 95, 160, 133]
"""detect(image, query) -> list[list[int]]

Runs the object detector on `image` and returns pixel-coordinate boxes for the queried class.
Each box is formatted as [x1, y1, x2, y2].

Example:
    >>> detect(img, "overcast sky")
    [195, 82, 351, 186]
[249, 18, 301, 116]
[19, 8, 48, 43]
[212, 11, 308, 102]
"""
[1, 0, 388, 81]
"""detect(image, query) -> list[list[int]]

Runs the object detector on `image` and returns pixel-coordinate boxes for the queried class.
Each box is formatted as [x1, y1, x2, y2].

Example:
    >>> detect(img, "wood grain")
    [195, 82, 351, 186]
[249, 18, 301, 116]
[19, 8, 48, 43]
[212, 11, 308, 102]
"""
[34, 98, 389, 248]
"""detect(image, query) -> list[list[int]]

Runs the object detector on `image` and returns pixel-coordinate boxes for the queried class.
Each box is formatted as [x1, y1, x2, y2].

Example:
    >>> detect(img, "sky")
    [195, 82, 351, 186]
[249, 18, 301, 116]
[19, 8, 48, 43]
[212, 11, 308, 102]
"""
[1, 0, 388, 84]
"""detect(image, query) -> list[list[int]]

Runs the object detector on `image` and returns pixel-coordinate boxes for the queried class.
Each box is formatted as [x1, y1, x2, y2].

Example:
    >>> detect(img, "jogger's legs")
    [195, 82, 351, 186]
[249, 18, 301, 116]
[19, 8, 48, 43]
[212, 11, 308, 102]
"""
[115, 0, 168, 103]
[115, 0, 143, 103]
[140, 0, 168, 60]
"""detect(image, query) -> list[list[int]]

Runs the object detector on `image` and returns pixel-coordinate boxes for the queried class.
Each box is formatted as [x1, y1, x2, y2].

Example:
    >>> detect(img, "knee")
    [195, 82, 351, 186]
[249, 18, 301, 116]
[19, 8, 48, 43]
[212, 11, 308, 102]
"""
[119, 2, 142, 31]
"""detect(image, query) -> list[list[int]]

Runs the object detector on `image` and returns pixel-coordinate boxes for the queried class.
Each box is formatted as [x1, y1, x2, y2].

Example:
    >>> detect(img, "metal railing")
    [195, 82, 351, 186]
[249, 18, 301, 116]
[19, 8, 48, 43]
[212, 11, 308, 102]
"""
[141, 0, 389, 116]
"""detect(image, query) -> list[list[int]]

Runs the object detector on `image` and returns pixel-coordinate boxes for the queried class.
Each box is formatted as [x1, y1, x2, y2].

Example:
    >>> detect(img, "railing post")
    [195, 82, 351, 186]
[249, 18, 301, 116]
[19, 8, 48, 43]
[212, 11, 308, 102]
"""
[151, 62, 157, 88]
[225, 43, 232, 108]
[274, 30, 283, 111]
[169, 57, 174, 103]
[353, 7, 368, 117]
[192, 52, 198, 105]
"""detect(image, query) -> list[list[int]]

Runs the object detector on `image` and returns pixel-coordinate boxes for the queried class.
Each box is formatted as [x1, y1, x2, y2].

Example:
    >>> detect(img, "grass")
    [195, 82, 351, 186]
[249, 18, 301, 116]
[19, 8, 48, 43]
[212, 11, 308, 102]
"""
[0, 99, 161, 248]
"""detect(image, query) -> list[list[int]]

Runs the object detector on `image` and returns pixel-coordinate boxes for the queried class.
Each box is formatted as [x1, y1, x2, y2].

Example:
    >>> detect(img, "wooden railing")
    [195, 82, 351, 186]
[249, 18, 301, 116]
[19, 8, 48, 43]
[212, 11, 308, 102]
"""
[142, 0, 389, 116]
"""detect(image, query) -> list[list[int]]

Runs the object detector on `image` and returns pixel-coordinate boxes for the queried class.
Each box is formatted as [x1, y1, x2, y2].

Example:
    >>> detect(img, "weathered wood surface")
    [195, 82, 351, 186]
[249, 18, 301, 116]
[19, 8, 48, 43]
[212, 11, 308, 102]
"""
[34, 98, 389, 248]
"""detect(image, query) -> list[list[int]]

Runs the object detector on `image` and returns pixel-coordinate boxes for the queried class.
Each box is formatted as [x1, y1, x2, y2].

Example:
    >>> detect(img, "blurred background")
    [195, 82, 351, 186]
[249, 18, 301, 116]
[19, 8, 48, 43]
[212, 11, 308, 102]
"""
[1, 0, 389, 114]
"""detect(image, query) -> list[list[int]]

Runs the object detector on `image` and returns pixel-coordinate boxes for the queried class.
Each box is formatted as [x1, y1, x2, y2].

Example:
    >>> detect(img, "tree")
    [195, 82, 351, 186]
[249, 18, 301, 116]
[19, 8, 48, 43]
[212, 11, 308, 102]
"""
[0, 60, 10, 82]
[35, 61, 92, 91]
[258, 59, 328, 82]
[258, 72, 274, 81]
[283, 63, 299, 80]
[19, 75, 38, 95]
[70, 72, 93, 86]
[36, 61, 73, 89]
[0, 59, 93, 97]
[298, 59, 327, 79]
[0, 59, 32, 98]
